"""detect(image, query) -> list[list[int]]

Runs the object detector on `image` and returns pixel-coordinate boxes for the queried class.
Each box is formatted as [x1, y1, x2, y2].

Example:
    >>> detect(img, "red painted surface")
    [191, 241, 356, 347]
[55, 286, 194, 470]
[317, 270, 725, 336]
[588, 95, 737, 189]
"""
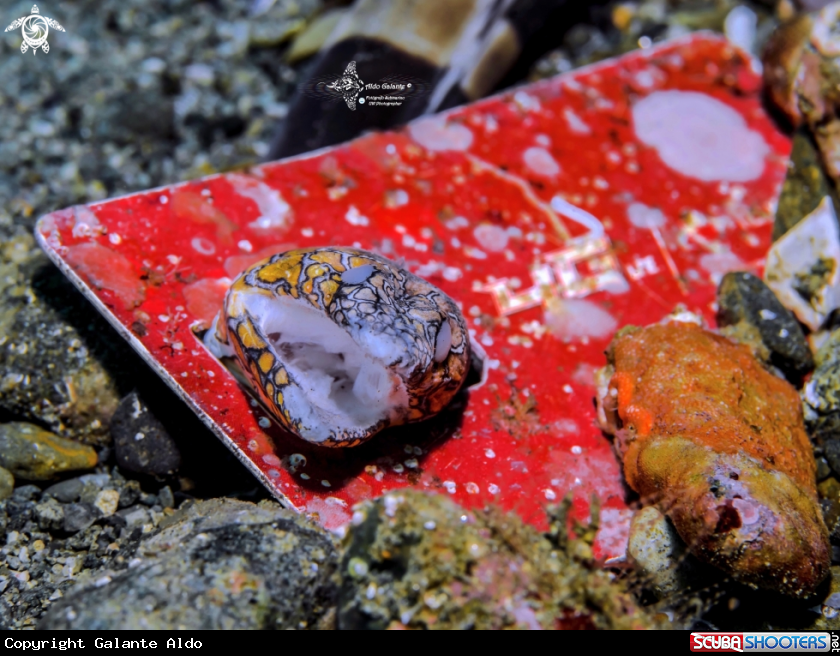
[36, 35, 791, 559]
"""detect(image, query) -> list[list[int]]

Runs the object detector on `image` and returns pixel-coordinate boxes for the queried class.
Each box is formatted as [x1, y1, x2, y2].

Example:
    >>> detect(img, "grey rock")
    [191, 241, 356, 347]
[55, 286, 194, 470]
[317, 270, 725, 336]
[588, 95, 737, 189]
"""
[78, 475, 113, 505]
[109, 392, 181, 477]
[0, 468, 13, 501]
[34, 497, 65, 532]
[63, 503, 99, 534]
[39, 499, 339, 630]
[717, 271, 814, 383]
[116, 505, 149, 530]
[139, 492, 158, 507]
[11, 484, 41, 503]
[157, 485, 174, 509]
[43, 478, 83, 504]
[627, 506, 700, 599]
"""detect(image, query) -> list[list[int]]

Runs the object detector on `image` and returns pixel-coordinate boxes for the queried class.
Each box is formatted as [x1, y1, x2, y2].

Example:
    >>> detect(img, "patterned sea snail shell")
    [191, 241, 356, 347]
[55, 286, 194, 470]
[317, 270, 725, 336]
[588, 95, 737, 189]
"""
[204, 247, 471, 447]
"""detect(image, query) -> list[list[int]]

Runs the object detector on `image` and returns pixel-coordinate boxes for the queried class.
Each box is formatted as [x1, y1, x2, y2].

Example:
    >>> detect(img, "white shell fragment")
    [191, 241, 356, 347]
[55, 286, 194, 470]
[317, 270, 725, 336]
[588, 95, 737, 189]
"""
[811, 2, 840, 57]
[764, 196, 840, 331]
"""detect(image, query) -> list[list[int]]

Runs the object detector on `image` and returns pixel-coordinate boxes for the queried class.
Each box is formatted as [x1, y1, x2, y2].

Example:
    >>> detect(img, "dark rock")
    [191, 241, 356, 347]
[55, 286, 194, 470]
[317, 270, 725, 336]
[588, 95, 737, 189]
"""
[824, 430, 840, 478]
[109, 392, 181, 477]
[3, 498, 35, 533]
[819, 455, 834, 481]
[11, 485, 41, 503]
[717, 271, 814, 383]
[39, 499, 339, 630]
[117, 480, 141, 508]
[0, 422, 98, 481]
[63, 503, 99, 534]
[43, 478, 84, 503]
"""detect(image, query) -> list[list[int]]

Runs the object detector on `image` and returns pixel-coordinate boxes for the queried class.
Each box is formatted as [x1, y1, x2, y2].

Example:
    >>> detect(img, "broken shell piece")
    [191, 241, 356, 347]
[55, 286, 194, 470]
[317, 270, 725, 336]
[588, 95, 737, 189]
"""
[762, 14, 813, 125]
[596, 321, 830, 597]
[765, 196, 840, 332]
[811, 2, 840, 56]
[205, 247, 471, 447]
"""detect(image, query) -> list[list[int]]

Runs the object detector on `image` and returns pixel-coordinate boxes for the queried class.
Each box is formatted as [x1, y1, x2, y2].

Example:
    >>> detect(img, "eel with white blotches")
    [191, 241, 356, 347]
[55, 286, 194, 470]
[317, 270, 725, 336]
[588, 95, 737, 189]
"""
[269, 0, 604, 158]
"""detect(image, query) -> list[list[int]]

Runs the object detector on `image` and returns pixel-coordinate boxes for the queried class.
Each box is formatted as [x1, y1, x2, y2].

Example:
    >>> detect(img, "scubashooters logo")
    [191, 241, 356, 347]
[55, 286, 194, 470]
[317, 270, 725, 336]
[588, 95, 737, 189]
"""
[690, 632, 831, 652]
[301, 60, 429, 111]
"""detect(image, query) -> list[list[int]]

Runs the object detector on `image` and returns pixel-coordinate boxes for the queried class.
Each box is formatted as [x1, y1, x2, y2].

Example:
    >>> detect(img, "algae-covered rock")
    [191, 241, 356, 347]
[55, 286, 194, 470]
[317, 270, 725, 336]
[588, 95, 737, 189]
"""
[0, 422, 97, 481]
[596, 321, 830, 598]
[717, 271, 813, 383]
[0, 232, 122, 445]
[772, 128, 839, 242]
[39, 498, 339, 630]
[338, 490, 662, 630]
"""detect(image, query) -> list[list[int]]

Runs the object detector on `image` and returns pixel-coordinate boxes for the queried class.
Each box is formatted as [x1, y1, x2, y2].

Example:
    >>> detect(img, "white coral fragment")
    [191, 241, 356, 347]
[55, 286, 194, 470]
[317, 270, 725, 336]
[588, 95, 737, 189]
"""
[764, 196, 840, 331]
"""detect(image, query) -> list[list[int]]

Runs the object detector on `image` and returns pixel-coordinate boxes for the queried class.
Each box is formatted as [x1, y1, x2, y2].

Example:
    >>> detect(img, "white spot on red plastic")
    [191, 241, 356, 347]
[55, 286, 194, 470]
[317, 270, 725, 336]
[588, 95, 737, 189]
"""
[523, 147, 560, 177]
[627, 203, 666, 229]
[191, 237, 216, 255]
[473, 224, 509, 252]
[563, 108, 591, 135]
[345, 206, 369, 226]
[408, 116, 473, 152]
[632, 90, 769, 182]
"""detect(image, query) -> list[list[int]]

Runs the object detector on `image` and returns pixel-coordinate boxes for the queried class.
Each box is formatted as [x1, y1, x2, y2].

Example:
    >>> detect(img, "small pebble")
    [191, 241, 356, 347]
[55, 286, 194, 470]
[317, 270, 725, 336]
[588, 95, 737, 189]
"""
[157, 486, 175, 510]
[43, 478, 83, 503]
[63, 503, 98, 534]
[94, 490, 120, 517]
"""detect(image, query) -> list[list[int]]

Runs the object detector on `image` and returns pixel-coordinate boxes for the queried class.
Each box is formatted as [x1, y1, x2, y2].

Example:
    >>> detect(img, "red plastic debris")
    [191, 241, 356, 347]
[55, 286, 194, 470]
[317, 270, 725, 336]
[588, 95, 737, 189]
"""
[36, 35, 790, 559]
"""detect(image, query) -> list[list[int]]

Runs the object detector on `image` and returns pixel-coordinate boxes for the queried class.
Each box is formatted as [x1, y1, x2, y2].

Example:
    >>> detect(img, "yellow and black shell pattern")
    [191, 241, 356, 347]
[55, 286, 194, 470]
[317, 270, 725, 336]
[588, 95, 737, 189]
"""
[207, 247, 470, 447]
